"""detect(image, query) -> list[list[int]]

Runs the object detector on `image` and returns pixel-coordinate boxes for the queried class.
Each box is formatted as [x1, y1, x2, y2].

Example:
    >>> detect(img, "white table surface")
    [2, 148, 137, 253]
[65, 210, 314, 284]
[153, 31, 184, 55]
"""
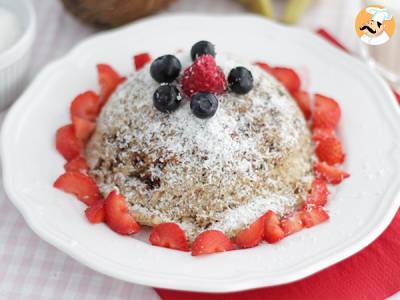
[2, 0, 398, 299]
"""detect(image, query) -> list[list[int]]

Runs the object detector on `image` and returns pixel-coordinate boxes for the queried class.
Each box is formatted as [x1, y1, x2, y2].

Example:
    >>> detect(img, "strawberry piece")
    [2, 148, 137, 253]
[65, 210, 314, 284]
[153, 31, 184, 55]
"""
[235, 215, 265, 248]
[306, 179, 329, 206]
[312, 127, 335, 142]
[70, 91, 100, 122]
[291, 90, 311, 119]
[312, 94, 341, 130]
[85, 200, 105, 224]
[97, 64, 126, 104]
[315, 137, 345, 165]
[314, 162, 350, 185]
[53, 172, 101, 206]
[72, 115, 96, 143]
[254, 61, 273, 73]
[181, 55, 227, 97]
[55, 124, 81, 161]
[270, 67, 301, 93]
[280, 211, 304, 236]
[300, 206, 329, 228]
[191, 230, 234, 256]
[149, 222, 189, 251]
[134, 53, 151, 70]
[64, 156, 89, 173]
[264, 210, 285, 244]
[104, 190, 140, 235]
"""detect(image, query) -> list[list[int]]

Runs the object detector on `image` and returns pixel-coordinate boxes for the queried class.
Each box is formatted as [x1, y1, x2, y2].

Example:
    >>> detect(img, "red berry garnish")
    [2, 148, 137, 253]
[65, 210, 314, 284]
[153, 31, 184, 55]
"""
[312, 94, 341, 130]
[181, 55, 226, 97]
[85, 200, 105, 224]
[149, 222, 189, 251]
[134, 53, 151, 70]
[104, 190, 140, 235]
[314, 162, 350, 185]
[55, 124, 81, 161]
[306, 179, 329, 206]
[264, 211, 285, 244]
[53, 171, 101, 206]
[64, 156, 89, 173]
[191, 230, 234, 256]
[315, 137, 345, 165]
[235, 215, 265, 249]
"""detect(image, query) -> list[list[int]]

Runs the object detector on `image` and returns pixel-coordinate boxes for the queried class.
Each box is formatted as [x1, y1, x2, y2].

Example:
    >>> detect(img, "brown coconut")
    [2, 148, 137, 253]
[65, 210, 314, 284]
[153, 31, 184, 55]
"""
[61, 0, 176, 27]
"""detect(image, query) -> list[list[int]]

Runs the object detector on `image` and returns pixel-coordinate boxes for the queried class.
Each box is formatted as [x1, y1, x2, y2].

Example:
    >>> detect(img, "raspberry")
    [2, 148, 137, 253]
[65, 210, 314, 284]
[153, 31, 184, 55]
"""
[181, 55, 227, 97]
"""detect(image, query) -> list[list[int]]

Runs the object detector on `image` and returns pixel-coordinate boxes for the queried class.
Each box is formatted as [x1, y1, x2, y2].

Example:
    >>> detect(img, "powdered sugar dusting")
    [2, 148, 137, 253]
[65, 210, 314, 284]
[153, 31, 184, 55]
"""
[86, 53, 313, 240]
[210, 192, 296, 233]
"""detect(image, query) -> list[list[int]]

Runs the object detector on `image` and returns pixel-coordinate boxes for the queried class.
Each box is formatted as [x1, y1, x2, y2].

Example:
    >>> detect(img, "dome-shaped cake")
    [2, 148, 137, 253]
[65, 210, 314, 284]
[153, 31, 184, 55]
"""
[86, 54, 314, 240]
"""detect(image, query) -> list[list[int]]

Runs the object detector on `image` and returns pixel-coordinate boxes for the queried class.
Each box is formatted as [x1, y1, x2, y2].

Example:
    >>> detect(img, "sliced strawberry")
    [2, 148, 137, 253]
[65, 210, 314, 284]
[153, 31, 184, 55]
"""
[280, 211, 304, 236]
[72, 115, 96, 143]
[235, 215, 265, 248]
[134, 53, 151, 70]
[314, 162, 350, 185]
[300, 206, 329, 228]
[312, 94, 341, 130]
[97, 64, 126, 104]
[85, 200, 105, 224]
[315, 137, 345, 165]
[55, 124, 82, 161]
[191, 230, 234, 256]
[291, 90, 311, 119]
[53, 172, 101, 206]
[264, 210, 285, 244]
[254, 61, 273, 73]
[64, 156, 89, 173]
[104, 190, 140, 235]
[149, 222, 189, 251]
[70, 91, 100, 122]
[312, 127, 335, 142]
[306, 179, 329, 206]
[270, 67, 301, 93]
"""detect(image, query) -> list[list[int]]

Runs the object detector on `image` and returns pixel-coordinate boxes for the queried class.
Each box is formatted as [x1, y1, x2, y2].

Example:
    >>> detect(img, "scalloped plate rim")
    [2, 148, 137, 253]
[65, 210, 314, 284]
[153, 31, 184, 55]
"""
[2, 14, 400, 293]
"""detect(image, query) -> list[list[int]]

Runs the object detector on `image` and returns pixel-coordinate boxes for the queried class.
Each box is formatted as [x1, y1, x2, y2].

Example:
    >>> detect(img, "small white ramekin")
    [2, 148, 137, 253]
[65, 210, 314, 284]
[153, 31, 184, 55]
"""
[0, 0, 36, 111]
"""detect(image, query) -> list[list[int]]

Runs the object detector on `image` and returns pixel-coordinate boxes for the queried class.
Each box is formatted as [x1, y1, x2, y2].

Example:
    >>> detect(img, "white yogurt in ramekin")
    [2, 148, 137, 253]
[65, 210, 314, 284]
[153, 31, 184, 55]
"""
[0, 6, 22, 54]
[0, 0, 36, 110]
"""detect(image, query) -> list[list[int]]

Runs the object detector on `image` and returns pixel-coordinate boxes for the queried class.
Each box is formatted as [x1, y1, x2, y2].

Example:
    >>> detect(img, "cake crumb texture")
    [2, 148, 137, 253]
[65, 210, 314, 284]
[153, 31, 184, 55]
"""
[86, 56, 314, 240]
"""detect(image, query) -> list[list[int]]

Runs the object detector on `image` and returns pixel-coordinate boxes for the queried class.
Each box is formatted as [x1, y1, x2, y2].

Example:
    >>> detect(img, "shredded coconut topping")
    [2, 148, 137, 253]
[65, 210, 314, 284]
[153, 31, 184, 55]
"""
[86, 53, 314, 240]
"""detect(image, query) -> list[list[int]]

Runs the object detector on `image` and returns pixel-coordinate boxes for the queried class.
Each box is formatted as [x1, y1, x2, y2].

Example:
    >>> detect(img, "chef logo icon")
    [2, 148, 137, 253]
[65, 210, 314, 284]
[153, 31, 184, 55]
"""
[355, 5, 396, 45]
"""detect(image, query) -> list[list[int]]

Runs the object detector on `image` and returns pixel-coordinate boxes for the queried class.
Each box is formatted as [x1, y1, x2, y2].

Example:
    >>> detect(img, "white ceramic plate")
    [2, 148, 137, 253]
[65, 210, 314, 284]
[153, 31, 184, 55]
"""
[2, 15, 400, 293]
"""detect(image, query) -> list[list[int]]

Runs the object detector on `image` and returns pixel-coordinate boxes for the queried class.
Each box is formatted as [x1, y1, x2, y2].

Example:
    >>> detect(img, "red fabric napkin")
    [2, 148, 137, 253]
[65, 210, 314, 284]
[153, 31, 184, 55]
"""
[394, 90, 400, 104]
[315, 28, 348, 51]
[156, 209, 400, 299]
[155, 29, 400, 300]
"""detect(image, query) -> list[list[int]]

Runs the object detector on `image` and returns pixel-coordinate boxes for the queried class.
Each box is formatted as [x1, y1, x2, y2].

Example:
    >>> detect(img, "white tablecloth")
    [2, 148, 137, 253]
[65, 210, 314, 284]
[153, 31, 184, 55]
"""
[4, 0, 396, 299]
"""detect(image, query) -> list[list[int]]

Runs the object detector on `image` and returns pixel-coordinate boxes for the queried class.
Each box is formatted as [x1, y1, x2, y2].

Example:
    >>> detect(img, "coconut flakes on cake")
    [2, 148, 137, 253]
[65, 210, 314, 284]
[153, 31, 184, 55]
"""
[86, 53, 314, 240]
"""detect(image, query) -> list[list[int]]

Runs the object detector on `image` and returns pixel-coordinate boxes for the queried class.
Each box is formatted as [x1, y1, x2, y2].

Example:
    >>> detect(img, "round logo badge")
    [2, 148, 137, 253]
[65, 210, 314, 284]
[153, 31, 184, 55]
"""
[355, 5, 396, 46]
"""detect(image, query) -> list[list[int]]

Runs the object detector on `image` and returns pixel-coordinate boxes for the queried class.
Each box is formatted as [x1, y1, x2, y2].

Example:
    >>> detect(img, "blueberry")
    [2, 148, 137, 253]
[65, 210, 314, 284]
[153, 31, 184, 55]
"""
[190, 92, 219, 119]
[190, 41, 216, 61]
[153, 84, 182, 113]
[150, 55, 181, 83]
[228, 67, 254, 95]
